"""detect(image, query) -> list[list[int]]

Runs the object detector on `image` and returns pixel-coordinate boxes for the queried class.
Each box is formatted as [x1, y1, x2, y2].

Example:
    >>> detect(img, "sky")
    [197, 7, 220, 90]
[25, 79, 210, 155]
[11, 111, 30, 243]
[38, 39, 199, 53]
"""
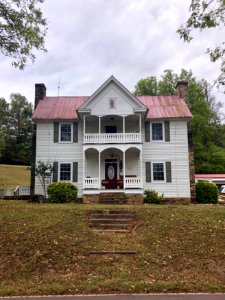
[0, 0, 224, 106]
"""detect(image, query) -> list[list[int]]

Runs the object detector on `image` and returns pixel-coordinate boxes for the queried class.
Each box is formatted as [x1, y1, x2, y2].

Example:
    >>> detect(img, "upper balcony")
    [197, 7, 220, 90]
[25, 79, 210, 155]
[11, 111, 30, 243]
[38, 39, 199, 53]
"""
[84, 132, 141, 144]
[83, 114, 142, 144]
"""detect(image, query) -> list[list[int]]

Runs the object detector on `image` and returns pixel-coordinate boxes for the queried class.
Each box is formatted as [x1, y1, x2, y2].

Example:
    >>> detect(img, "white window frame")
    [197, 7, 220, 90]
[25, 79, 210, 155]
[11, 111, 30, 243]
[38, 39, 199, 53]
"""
[59, 162, 73, 182]
[59, 123, 73, 143]
[152, 162, 166, 182]
[151, 122, 164, 142]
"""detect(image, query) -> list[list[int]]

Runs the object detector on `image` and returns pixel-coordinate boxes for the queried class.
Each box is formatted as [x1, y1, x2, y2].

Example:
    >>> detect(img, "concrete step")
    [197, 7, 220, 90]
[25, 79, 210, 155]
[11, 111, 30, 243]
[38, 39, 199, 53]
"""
[89, 209, 136, 232]
[91, 209, 135, 215]
[89, 219, 131, 224]
[92, 229, 130, 233]
[90, 224, 131, 230]
[99, 200, 127, 204]
[90, 214, 133, 220]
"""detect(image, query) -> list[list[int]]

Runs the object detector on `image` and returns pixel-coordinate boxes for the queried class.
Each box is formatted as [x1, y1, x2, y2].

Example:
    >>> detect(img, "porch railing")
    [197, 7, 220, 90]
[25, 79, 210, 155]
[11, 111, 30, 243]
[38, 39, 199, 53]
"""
[83, 177, 142, 189]
[83, 178, 100, 189]
[124, 177, 141, 188]
[84, 133, 141, 144]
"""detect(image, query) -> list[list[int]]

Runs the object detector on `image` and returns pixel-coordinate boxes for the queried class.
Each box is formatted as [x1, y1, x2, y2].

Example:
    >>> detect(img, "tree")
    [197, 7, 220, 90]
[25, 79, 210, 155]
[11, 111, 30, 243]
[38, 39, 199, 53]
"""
[177, 0, 225, 88]
[0, 0, 47, 69]
[34, 161, 53, 199]
[134, 69, 225, 173]
[0, 93, 33, 164]
[134, 76, 158, 96]
[0, 98, 10, 159]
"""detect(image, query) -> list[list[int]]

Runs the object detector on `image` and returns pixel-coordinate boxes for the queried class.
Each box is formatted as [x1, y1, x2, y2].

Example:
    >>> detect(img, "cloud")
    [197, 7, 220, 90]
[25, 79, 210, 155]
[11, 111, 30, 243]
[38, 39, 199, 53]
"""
[0, 0, 224, 104]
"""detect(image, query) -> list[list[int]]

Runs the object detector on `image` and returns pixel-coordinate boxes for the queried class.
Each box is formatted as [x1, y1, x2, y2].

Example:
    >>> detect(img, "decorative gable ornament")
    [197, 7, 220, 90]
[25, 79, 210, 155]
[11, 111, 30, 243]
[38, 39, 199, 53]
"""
[109, 97, 116, 109]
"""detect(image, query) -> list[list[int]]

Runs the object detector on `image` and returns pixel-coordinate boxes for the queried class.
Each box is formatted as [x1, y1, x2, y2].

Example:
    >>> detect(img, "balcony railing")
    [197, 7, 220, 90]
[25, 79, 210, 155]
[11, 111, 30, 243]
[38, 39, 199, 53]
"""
[83, 177, 142, 189]
[84, 133, 141, 144]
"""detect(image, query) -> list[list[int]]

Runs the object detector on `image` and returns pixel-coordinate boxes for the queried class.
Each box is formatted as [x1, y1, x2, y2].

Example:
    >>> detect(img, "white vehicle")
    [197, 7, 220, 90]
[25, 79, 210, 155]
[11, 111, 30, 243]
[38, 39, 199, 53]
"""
[219, 185, 225, 194]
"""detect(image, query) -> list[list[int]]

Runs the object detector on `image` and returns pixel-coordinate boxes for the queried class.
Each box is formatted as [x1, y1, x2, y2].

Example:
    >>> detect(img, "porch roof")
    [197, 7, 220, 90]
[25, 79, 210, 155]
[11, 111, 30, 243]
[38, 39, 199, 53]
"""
[32, 94, 192, 121]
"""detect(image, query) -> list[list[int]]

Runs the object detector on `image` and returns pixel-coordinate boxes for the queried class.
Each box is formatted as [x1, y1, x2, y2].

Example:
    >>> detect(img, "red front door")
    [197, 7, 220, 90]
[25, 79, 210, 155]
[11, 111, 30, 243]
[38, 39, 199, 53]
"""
[105, 162, 117, 189]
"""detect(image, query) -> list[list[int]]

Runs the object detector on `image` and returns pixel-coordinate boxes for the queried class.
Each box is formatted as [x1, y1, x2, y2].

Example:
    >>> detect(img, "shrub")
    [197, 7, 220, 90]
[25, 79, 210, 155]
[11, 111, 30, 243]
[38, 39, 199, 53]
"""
[196, 182, 218, 204]
[47, 182, 78, 203]
[144, 189, 164, 204]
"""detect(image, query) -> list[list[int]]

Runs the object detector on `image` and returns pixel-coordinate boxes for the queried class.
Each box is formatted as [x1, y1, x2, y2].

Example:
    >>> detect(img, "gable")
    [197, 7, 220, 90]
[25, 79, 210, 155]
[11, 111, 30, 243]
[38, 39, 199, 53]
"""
[78, 76, 147, 116]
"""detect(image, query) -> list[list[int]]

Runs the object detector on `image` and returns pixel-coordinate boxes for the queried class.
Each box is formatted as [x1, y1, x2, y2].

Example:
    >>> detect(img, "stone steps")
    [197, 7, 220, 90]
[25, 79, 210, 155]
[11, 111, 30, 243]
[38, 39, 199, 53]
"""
[99, 192, 127, 204]
[89, 209, 135, 232]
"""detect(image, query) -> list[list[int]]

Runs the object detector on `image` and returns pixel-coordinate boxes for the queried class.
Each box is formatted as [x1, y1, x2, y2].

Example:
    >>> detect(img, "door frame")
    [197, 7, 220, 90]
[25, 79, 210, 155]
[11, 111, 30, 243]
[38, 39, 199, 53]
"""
[105, 158, 119, 189]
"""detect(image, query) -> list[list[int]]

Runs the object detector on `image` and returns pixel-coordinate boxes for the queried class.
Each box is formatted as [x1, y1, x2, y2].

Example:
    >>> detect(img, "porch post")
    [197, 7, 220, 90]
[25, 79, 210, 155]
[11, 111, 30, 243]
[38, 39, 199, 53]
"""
[123, 116, 125, 143]
[83, 151, 85, 189]
[83, 115, 86, 143]
[139, 114, 141, 142]
[99, 151, 101, 189]
[140, 149, 143, 188]
[123, 150, 126, 189]
[98, 116, 101, 144]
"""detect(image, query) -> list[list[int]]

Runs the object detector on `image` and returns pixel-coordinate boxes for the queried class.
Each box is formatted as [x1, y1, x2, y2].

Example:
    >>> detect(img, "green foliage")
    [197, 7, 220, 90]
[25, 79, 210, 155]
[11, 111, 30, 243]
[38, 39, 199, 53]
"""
[196, 182, 218, 204]
[134, 76, 158, 95]
[177, 0, 225, 88]
[47, 182, 78, 203]
[0, 0, 47, 69]
[144, 189, 164, 204]
[0, 93, 33, 165]
[34, 161, 53, 199]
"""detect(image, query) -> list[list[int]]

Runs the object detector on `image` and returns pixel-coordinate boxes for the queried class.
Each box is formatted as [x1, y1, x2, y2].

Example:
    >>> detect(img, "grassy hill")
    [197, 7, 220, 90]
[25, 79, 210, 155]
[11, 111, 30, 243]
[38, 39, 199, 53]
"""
[0, 164, 30, 189]
[0, 201, 225, 296]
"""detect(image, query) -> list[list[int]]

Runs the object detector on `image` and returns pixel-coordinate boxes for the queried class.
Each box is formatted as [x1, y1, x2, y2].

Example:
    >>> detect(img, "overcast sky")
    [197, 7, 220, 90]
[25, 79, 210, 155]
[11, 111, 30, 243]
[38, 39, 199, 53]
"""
[0, 0, 224, 105]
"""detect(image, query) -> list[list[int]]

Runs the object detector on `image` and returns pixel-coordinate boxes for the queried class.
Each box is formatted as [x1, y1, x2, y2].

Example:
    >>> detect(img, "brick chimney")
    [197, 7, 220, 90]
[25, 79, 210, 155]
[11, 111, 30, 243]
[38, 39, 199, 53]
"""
[175, 80, 189, 106]
[35, 83, 46, 109]
[30, 83, 46, 200]
[176, 79, 195, 202]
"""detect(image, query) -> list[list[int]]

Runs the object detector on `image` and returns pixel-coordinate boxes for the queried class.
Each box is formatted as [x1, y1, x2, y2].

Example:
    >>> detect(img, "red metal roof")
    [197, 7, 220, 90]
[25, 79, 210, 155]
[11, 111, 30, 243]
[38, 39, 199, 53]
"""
[195, 174, 225, 179]
[32, 94, 192, 120]
[32, 97, 89, 120]
[136, 95, 192, 119]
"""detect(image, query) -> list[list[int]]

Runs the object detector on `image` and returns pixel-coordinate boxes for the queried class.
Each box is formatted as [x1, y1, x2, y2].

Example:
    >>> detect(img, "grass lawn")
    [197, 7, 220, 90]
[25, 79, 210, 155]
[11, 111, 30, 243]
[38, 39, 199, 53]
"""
[0, 164, 30, 189]
[0, 201, 225, 295]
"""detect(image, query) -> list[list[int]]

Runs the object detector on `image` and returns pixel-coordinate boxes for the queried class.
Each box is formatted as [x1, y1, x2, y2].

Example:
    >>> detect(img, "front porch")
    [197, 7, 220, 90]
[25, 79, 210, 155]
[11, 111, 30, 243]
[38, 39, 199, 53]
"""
[83, 146, 143, 190]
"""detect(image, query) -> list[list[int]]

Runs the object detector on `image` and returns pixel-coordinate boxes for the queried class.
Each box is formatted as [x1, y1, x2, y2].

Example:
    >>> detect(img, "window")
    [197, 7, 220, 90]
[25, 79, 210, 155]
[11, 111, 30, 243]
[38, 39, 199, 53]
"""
[60, 163, 71, 181]
[60, 123, 72, 142]
[152, 123, 163, 141]
[153, 163, 164, 181]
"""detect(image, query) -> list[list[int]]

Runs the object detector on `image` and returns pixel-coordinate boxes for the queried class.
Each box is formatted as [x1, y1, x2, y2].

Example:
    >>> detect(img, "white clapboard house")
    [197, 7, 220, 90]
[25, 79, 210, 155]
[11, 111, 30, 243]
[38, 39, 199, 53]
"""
[32, 76, 194, 203]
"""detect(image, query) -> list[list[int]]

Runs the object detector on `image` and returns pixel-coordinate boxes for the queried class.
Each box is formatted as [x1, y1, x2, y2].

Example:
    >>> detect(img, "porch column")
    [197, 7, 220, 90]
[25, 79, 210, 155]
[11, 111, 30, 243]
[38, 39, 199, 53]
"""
[140, 149, 143, 188]
[139, 114, 142, 142]
[123, 151, 126, 189]
[99, 151, 101, 189]
[83, 151, 85, 189]
[83, 115, 86, 143]
[123, 116, 125, 143]
[98, 116, 101, 144]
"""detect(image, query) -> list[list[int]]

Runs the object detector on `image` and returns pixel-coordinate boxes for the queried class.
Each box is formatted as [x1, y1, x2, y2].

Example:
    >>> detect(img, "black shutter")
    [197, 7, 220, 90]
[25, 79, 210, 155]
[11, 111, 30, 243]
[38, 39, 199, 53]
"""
[146, 162, 151, 182]
[145, 121, 150, 142]
[166, 162, 172, 182]
[53, 162, 58, 182]
[73, 162, 78, 182]
[165, 121, 170, 142]
[73, 123, 78, 143]
[54, 122, 59, 143]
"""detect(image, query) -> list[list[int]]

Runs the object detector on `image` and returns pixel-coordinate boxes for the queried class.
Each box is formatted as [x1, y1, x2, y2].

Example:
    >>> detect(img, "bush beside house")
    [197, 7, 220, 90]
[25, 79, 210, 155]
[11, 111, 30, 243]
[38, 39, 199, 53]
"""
[196, 182, 218, 204]
[47, 182, 78, 203]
